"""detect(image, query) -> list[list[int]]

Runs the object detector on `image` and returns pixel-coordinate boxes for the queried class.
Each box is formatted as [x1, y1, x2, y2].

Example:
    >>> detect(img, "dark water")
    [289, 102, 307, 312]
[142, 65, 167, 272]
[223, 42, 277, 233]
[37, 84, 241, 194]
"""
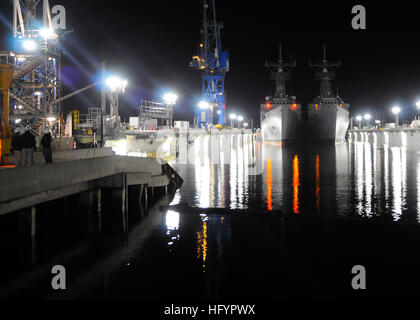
[1, 140, 420, 300]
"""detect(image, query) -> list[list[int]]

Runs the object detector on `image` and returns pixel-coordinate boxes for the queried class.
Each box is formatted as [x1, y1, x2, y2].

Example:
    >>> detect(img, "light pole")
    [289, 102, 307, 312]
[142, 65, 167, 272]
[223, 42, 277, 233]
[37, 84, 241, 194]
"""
[416, 101, 420, 120]
[237, 115, 244, 128]
[163, 93, 178, 127]
[106, 76, 128, 130]
[229, 114, 236, 128]
[364, 114, 371, 128]
[392, 106, 401, 127]
[356, 115, 362, 129]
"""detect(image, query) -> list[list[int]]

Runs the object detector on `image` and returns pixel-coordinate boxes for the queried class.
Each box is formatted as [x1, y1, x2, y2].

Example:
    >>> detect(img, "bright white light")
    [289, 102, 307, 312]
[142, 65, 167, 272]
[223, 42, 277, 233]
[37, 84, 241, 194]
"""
[18, 105, 23, 110]
[237, 116, 244, 122]
[416, 101, 420, 109]
[46, 116, 57, 122]
[34, 91, 42, 96]
[217, 110, 221, 114]
[230, 114, 237, 120]
[165, 210, 179, 230]
[364, 114, 371, 120]
[40, 28, 56, 39]
[355, 115, 362, 121]
[106, 77, 128, 92]
[23, 39, 37, 51]
[198, 101, 209, 109]
[163, 93, 178, 105]
[113, 139, 127, 155]
[244, 122, 249, 127]
[392, 106, 401, 114]
[15, 119, 21, 124]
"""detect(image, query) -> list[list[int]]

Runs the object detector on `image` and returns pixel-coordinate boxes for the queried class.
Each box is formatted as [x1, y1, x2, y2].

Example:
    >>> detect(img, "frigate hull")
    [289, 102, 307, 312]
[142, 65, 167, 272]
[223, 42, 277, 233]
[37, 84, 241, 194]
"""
[261, 103, 301, 141]
[307, 103, 349, 143]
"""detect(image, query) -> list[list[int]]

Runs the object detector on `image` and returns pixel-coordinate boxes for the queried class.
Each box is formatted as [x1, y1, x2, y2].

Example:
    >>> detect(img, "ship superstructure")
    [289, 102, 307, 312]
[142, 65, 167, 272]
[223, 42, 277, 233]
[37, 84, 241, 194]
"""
[308, 45, 350, 143]
[260, 45, 301, 141]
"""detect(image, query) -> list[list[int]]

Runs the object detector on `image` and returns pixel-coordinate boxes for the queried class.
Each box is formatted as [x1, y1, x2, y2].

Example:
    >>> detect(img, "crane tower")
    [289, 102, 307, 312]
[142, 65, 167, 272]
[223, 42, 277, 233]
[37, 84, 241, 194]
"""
[190, 0, 229, 128]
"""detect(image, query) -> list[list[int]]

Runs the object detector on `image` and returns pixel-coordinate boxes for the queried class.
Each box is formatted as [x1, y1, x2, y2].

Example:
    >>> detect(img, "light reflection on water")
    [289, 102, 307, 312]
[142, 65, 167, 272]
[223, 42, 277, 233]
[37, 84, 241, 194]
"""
[172, 135, 420, 223]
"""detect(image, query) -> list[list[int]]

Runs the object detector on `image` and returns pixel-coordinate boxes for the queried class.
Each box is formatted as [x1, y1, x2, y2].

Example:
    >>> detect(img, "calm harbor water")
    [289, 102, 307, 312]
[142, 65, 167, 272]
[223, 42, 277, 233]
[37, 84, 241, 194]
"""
[1, 138, 420, 299]
[173, 138, 420, 223]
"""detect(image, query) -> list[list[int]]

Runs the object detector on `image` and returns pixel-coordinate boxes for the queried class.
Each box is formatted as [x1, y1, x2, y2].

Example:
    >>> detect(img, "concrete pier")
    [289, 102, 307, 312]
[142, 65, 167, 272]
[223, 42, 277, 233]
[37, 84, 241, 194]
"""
[0, 154, 171, 216]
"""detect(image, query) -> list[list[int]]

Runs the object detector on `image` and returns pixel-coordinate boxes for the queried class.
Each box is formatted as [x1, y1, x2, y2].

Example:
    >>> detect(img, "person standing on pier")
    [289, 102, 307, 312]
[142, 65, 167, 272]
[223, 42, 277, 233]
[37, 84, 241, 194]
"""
[11, 128, 23, 168]
[21, 126, 36, 167]
[41, 128, 53, 164]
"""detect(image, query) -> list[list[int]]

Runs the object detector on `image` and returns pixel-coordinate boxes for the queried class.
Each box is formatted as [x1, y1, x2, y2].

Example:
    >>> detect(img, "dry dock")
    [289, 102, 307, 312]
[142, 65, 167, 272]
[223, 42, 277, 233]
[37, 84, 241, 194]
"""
[349, 128, 420, 152]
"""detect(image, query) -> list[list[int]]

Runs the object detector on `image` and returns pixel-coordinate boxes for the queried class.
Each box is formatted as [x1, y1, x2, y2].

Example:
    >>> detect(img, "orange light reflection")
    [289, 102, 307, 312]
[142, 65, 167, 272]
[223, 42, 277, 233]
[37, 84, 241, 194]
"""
[293, 155, 300, 214]
[266, 157, 273, 211]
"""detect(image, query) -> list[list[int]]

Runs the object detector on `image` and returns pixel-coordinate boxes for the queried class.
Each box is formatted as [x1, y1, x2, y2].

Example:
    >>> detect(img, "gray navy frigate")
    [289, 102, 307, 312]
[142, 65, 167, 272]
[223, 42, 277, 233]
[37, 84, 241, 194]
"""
[307, 45, 350, 143]
[260, 45, 301, 141]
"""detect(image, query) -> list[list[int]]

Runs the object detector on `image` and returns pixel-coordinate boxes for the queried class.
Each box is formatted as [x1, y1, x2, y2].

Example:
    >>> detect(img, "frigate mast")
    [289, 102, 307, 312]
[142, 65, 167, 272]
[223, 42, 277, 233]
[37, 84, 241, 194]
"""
[265, 44, 296, 101]
[309, 44, 341, 99]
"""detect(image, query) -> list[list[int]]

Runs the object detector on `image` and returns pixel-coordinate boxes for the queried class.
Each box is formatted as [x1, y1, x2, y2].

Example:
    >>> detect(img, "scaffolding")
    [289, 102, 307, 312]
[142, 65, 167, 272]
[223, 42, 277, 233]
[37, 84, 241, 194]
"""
[77, 108, 100, 129]
[138, 100, 173, 128]
[9, 0, 62, 134]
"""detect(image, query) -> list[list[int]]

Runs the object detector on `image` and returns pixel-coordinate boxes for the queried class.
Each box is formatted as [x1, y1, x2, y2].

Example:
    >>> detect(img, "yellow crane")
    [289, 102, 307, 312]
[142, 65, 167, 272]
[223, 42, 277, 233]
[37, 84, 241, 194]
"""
[0, 64, 14, 163]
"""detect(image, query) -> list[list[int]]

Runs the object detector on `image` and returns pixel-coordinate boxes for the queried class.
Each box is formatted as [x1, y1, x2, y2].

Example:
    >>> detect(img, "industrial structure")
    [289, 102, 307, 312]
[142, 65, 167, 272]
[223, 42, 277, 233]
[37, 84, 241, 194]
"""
[0, 0, 62, 162]
[0, 1, 134, 160]
[191, 0, 229, 128]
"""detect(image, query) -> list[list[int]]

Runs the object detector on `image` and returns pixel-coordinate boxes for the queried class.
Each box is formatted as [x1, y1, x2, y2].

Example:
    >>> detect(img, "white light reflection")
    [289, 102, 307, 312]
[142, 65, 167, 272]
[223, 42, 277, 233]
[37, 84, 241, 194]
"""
[355, 142, 364, 215]
[391, 147, 402, 221]
[384, 145, 390, 211]
[166, 210, 179, 231]
[230, 135, 238, 208]
[169, 189, 181, 205]
[364, 142, 373, 217]
[194, 135, 211, 208]
[237, 134, 245, 208]
[417, 160, 420, 222]
[401, 147, 407, 214]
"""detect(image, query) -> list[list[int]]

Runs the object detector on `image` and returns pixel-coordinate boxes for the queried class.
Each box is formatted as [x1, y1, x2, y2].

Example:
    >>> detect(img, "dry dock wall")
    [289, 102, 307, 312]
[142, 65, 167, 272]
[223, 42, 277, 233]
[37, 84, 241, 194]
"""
[349, 129, 420, 152]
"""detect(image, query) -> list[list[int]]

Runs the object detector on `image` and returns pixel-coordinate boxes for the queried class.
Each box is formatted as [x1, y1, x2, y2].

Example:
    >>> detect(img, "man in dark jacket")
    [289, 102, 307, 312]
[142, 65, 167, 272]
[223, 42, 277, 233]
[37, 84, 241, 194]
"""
[21, 126, 36, 167]
[41, 128, 53, 164]
[11, 128, 23, 168]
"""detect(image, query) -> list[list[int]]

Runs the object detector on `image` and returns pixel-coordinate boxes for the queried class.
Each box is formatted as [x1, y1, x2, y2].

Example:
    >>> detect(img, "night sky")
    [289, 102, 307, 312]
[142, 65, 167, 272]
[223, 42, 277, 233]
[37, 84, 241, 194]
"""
[1, 1, 420, 125]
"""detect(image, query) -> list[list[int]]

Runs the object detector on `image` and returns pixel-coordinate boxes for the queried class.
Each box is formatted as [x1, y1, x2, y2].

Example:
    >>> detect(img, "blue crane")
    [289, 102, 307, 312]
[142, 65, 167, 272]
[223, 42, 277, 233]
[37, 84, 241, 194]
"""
[190, 0, 229, 128]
